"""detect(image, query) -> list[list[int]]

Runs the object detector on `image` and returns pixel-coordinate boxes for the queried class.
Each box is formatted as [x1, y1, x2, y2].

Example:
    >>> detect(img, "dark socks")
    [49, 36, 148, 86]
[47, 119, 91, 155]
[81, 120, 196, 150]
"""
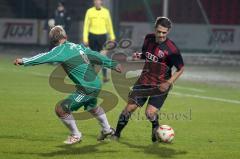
[115, 111, 131, 137]
[151, 114, 159, 130]
[148, 114, 159, 142]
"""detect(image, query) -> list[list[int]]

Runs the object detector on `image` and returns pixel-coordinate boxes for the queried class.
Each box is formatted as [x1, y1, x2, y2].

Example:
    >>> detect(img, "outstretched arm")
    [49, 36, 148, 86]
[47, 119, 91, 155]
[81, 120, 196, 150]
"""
[85, 48, 123, 73]
[132, 34, 149, 61]
[14, 45, 66, 66]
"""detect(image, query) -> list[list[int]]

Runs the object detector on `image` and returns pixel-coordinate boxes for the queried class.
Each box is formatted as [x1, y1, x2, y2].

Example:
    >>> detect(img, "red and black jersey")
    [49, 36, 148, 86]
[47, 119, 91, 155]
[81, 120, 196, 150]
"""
[137, 33, 184, 86]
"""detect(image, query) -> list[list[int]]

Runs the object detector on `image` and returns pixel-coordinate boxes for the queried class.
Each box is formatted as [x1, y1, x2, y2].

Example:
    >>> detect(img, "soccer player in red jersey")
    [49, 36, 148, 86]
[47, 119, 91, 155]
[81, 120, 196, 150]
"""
[113, 17, 184, 142]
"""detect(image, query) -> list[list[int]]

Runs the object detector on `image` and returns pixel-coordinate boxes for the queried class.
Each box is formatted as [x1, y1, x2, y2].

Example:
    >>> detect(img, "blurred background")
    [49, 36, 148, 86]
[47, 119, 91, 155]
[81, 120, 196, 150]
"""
[0, 0, 240, 86]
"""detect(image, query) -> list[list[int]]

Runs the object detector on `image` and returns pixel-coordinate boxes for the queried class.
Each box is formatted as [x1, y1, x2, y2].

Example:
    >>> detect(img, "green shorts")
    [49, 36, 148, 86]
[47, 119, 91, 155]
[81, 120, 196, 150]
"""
[63, 90, 99, 112]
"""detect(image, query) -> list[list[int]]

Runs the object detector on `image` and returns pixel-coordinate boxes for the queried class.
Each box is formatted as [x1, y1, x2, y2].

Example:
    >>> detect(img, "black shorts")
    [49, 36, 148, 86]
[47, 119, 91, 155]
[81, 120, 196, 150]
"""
[88, 33, 107, 52]
[128, 84, 169, 109]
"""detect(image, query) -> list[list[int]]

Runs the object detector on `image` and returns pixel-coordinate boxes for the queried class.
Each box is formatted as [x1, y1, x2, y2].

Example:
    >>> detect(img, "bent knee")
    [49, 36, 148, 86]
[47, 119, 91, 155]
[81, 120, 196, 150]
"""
[124, 104, 138, 113]
[55, 100, 71, 117]
[145, 110, 158, 121]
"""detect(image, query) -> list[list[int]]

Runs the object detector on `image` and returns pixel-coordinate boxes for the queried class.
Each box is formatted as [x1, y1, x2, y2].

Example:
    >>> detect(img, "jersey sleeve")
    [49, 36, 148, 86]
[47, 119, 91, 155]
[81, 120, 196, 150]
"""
[141, 35, 149, 59]
[169, 50, 184, 71]
[22, 45, 66, 66]
[85, 48, 118, 69]
[106, 10, 116, 41]
[83, 10, 90, 43]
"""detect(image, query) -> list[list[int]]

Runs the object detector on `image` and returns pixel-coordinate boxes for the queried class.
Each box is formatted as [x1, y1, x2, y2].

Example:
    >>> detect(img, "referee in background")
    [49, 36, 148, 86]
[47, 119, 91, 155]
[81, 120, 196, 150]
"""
[83, 0, 116, 83]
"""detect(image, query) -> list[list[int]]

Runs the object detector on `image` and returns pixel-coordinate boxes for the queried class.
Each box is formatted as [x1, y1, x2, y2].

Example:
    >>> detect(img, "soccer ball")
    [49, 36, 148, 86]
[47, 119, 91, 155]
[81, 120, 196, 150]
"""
[156, 125, 175, 143]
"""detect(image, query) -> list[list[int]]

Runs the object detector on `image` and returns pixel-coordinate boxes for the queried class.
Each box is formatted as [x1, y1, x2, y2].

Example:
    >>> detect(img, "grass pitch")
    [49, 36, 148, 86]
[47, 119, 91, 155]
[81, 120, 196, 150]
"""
[0, 55, 240, 159]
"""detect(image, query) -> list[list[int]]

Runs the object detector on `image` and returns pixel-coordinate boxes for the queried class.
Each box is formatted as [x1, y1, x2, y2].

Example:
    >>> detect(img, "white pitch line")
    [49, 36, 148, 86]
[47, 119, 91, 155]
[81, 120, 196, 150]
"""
[171, 92, 240, 104]
[173, 86, 206, 93]
[9, 70, 240, 105]
[31, 72, 50, 77]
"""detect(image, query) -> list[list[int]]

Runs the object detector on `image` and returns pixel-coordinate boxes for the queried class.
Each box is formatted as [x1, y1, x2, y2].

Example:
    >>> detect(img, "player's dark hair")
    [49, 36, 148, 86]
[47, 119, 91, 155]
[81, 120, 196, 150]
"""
[155, 17, 172, 29]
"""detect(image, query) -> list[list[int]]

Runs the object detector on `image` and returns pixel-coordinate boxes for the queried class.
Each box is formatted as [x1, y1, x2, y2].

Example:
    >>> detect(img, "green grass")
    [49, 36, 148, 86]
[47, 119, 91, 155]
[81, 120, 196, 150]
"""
[0, 55, 240, 159]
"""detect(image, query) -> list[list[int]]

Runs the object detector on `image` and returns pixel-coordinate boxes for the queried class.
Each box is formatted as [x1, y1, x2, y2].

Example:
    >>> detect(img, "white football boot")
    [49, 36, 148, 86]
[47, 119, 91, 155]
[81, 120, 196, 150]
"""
[64, 135, 82, 145]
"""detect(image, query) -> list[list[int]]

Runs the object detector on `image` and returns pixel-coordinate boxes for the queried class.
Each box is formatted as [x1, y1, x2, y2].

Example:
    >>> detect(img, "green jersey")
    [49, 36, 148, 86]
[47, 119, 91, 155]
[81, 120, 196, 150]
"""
[22, 41, 118, 94]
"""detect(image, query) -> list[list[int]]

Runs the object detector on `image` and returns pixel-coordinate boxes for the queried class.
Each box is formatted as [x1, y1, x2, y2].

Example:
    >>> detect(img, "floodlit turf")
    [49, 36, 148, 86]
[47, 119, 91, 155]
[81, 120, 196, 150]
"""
[0, 55, 240, 159]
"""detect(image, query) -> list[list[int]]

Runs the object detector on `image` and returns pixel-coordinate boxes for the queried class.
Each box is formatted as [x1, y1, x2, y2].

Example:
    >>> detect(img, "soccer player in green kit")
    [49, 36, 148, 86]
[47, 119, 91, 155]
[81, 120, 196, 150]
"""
[14, 26, 123, 145]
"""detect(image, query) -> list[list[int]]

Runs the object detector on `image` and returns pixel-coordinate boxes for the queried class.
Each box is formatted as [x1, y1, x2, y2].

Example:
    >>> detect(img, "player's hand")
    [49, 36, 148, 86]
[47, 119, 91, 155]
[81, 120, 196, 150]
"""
[100, 50, 108, 56]
[115, 64, 123, 73]
[132, 52, 142, 61]
[159, 81, 172, 92]
[83, 42, 89, 47]
[14, 58, 23, 66]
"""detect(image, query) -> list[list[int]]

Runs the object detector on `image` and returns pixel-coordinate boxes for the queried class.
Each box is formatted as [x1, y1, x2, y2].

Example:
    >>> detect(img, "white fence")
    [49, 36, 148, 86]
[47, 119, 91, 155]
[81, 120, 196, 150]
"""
[0, 19, 239, 52]
[0, 18, 39, 44]
[120, 22, 240, 52]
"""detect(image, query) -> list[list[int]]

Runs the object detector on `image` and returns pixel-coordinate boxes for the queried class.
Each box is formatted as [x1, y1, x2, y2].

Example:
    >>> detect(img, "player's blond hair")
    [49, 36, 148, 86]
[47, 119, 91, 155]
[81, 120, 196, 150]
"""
[49, 25, 67, 45]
